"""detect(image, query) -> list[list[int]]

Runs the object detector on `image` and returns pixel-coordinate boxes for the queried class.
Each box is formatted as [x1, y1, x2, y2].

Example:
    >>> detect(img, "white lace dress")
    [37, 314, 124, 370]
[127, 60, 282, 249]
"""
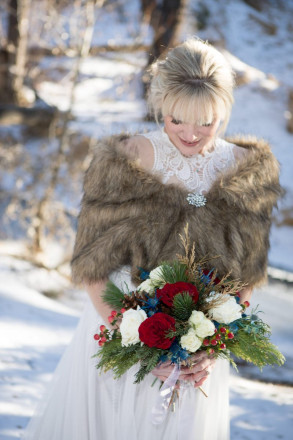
[23, 130, 239, 440]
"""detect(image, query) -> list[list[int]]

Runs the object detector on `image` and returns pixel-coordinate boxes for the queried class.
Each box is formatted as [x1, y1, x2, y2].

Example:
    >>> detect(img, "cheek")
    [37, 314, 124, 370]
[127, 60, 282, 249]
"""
[167, 124, 181, 136]
[199, 126, 218, 138]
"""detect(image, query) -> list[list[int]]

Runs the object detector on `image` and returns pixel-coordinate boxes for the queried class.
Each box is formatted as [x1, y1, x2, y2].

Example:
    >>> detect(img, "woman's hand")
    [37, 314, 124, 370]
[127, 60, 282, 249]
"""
[180, 351, 216, 387]
[151, 351, 216, 388]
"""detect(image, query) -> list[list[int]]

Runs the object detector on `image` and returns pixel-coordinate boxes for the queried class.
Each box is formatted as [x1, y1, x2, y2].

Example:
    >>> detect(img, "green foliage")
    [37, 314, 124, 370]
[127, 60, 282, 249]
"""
[134, 347, 163, 383]
[172, 292, 196, 320]
[159, 261, 189, 284]
[167, 321, 188, 339]
[102, 281, 125, 310]
[96, 339, 141, 377]
[96, 339, 163, 383]
[228, 328, 285, 368]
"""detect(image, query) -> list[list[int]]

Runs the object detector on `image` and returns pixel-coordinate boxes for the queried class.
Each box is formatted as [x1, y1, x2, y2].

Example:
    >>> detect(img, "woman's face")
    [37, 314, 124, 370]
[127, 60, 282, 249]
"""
[163, 115, 221, 157]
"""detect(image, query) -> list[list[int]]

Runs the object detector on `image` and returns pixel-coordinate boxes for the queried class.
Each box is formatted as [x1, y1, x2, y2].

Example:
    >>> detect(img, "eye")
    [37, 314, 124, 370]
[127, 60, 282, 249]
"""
[171, 118, 182, 125]
[201, 122, 212, 127]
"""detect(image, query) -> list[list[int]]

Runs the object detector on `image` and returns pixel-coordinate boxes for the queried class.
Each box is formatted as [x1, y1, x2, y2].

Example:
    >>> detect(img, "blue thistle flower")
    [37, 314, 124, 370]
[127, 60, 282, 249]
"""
[140, 292, 160, 315]
[138, 267, 150, 281]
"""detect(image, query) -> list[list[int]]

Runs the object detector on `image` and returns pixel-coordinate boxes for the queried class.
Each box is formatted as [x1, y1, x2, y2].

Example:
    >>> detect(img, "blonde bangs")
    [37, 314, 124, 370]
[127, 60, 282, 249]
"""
[161, 88, 227, 126]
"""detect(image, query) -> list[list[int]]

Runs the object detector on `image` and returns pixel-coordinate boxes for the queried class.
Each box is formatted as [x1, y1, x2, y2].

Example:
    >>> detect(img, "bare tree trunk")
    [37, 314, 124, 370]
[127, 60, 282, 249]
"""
[147, 0, 186, 65]
[13, 0, 31, 104]
[141, 0, 186, 101]
[32, 0, 98, 254]
[0, 0, 31, 105]
[0, 0, 18, 103]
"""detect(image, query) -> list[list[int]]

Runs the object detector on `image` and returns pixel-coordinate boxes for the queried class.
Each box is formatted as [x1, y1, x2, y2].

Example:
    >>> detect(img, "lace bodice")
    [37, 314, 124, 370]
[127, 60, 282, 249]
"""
[142, 130, 238, 194]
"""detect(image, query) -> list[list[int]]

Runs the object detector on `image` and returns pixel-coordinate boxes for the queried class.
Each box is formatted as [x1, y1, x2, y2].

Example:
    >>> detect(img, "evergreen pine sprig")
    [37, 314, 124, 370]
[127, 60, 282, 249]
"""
[96, 340, 141, 377]
[134, 348, 163, 383]
[228, 328, 285, 368]
[101, 281, 126, 310]
[159, 261, 189, 284]
[172, 292, 197, 320]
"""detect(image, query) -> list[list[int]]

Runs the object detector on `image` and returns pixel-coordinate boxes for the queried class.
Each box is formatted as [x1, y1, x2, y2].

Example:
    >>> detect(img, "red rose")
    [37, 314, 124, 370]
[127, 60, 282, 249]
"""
[157, 282, 199, 307]
[138, 313, 176, 349]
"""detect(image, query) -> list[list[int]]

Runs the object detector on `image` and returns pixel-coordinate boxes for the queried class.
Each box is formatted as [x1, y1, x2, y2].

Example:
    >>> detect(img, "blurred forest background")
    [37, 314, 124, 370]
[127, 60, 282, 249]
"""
[0, 0, 292, 299]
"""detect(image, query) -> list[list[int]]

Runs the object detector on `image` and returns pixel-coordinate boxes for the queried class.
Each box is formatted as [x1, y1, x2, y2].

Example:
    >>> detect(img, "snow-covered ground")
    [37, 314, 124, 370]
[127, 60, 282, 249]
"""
[1, 0, 293, 439]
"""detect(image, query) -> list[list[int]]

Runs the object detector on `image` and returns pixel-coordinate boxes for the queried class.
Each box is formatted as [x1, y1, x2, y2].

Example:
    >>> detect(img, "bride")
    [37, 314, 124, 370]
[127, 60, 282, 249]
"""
[23, 38, 281, 440]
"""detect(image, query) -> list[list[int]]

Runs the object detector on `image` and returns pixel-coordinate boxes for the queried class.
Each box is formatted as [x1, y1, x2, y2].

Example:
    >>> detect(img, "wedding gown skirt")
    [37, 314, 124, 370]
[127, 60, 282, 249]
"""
[23, 268, 230, 440]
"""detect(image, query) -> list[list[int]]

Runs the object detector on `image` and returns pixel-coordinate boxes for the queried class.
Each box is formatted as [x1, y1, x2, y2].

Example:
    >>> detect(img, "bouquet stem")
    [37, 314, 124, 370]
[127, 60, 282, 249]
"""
[199, 386, 208, 398]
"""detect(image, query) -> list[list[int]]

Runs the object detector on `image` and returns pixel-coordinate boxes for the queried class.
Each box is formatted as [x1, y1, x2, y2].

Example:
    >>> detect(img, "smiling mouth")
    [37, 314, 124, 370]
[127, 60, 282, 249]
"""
[179, 137, 200, 147]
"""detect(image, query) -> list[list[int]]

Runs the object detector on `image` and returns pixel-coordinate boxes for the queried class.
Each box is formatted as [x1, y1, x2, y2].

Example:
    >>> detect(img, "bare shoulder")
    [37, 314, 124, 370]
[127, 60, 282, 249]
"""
[117, 134, 154, 171]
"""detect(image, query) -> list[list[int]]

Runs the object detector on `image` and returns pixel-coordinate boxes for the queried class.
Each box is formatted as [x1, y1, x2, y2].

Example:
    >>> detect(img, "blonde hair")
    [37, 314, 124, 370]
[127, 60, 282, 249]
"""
[147, 38, 235, 134]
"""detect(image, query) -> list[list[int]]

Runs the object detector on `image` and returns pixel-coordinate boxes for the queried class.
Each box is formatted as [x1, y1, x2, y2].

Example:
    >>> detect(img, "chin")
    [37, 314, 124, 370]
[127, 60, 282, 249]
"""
[178, 143, 203, 156]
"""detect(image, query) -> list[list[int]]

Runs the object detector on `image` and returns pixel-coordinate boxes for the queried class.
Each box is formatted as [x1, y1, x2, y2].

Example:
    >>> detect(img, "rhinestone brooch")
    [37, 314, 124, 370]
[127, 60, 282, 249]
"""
[186, 193, 207, 207]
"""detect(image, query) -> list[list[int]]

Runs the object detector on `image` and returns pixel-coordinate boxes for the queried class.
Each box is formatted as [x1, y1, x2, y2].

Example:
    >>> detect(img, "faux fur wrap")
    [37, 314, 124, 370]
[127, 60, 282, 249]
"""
[71, 134, 282, 288]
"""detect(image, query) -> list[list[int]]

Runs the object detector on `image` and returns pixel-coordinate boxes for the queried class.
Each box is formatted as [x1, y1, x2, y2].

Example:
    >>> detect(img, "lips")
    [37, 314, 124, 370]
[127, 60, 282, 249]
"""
[179, 137, 200, 147]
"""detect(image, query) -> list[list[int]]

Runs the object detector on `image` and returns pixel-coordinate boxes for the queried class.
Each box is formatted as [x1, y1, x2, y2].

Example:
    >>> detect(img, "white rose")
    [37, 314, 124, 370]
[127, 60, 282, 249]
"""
[208, 294, 242, 324]
[137, 265, 168, 292]
[189, 310, 205, 326]
[120, 307, 147, 347]
[149, 265, 166, 283]
[188, 310, 215, 338]
[180, 328, 202, 353]
[137, 278, 154, 294]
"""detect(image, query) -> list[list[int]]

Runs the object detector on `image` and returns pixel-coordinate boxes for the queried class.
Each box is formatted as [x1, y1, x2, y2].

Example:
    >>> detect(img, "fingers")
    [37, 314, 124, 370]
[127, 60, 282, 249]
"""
[151, 353, 216, 386]
[180, 368, 209, 383]
[185, 356, 216, 375]
[151, 360, 175, 381]
[193, 375, 208, 388]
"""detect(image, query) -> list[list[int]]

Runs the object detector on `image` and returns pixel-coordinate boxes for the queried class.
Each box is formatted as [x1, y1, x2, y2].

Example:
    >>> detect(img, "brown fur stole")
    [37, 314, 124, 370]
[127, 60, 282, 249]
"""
[71, 134, 282, 288]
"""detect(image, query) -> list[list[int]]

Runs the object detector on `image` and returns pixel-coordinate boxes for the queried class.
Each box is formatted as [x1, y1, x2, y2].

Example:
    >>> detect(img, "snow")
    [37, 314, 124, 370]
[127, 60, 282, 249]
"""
[230, 375, 293, 440]
[1, 0, 293, 438]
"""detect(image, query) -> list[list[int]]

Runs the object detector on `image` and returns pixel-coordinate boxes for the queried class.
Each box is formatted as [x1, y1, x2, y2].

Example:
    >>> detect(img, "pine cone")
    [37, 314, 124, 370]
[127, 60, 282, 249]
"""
[122, 291, 148, 309]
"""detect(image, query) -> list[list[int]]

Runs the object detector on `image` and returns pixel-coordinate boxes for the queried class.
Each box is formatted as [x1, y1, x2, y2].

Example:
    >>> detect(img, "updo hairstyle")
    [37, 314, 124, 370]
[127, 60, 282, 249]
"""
[147, 38, 235, 135]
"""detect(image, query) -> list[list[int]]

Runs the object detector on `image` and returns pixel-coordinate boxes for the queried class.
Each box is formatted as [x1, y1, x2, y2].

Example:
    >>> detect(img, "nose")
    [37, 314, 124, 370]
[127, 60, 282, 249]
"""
[181, 124, 198, 142]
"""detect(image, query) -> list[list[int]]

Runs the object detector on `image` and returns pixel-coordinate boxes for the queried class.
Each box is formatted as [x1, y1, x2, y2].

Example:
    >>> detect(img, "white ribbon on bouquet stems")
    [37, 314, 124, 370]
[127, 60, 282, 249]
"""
[151, 363, 208, 425]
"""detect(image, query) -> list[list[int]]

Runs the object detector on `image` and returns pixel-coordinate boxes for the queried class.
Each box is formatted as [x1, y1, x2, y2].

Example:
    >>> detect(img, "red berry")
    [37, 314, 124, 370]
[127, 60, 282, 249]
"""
[211, 339, 218, 346]
[93, 334, 100, 341]
[120, 308, 126, 313]
[203, 339, 210, 346]
[214, 328, 217, 333]
[100, 325, 106, 332]
[220, 343, 226, 350]
[243, 301, 250, 308]
[209, 348, 215, 354]
[220, 327, 226, 333]
[227, 332, 234, 339]
[98, 340, 104, 347]
[108, 316, 114, 323]
[100, 336, 107, 343]
[215, 334, 221, 340]
[111, 310, 118, 317]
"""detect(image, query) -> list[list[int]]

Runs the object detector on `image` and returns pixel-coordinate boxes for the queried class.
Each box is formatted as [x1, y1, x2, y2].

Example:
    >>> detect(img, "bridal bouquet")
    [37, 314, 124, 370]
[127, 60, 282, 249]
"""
[93, 233, 285, 385]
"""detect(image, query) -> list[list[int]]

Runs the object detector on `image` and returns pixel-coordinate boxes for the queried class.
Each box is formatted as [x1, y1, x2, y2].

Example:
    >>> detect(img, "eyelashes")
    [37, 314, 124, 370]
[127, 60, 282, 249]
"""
[171, 118, 182, 125]
[170, 117, 213, 127]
